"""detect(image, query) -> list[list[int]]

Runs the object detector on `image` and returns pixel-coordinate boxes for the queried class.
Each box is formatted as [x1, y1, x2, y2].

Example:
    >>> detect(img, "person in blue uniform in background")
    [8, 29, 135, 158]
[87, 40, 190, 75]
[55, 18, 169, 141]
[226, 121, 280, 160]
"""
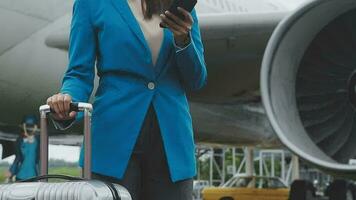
[5, 115, 40, 181]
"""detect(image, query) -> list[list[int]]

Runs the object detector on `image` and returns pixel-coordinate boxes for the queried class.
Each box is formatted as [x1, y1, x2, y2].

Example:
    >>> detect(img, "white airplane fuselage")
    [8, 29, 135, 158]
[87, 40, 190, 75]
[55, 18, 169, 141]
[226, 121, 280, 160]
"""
[0, 0, 289, 147]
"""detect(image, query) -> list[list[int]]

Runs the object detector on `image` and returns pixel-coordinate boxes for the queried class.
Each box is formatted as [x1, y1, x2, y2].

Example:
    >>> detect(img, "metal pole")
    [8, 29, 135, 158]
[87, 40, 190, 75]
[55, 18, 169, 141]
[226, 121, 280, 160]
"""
[245, 147, 254, 188]
[245, 147, 254, 176]
[232, 148, 236, 174]
[40, 111, 48, 178]
[281, 151, 285, 181]
[83, 108, 92, 179]
[271, 153, 275, 177]
[291, 154, 300, 181]
[222, 148, 225, 185]
[236, 157, 246, 174]
[259, 151, 263, 176]
[209, 147, 213, 186]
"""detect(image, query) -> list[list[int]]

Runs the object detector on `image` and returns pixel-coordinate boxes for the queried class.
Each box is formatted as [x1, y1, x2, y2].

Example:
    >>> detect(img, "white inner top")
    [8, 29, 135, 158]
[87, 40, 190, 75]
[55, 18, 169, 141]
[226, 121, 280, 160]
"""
[127, 0, 164, 66]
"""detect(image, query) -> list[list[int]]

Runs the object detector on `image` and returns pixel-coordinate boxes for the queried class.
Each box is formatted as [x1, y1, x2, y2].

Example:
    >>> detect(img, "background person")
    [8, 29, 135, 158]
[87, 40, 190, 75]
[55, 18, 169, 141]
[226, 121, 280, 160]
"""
[5, 115, 40, 181]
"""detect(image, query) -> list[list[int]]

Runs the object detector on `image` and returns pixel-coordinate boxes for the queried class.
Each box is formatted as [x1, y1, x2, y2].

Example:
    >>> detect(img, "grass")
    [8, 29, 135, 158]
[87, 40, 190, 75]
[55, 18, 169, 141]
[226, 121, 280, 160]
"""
[0, 167, 6, 183]
[48, 167, 81, 177]
[0, 166, 81, 183]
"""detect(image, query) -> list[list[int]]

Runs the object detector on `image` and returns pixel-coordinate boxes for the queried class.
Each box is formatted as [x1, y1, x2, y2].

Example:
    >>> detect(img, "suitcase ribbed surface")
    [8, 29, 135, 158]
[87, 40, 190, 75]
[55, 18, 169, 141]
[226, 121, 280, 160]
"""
[0, 180, 131, 200]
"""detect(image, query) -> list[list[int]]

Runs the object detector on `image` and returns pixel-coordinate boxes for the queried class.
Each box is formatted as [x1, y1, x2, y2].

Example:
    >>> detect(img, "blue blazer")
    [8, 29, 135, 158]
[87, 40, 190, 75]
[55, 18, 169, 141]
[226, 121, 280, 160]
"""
[60, 0, 207, 182]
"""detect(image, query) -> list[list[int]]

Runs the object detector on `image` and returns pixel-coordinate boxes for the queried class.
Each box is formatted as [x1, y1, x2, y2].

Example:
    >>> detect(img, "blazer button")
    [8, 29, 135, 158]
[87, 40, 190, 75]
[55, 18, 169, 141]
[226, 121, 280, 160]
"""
[147, 82, 155, 90]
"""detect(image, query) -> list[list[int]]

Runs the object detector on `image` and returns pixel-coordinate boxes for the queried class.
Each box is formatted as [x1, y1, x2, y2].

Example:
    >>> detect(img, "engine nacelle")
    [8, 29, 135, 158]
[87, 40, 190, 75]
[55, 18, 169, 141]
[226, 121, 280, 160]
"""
[261, 0, 356, 177]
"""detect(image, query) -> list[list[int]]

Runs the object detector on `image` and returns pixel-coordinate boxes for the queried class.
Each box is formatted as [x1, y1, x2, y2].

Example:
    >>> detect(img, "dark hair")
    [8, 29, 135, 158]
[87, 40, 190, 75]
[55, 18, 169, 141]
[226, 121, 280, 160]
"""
[142, 0, 173, 19]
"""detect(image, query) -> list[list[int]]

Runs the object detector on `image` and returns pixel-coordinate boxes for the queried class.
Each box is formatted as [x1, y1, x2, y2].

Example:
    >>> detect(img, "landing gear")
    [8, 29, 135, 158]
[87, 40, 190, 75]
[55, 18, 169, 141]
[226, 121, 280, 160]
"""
[289, 180, 317, 200]
[325, 179, 356, 200]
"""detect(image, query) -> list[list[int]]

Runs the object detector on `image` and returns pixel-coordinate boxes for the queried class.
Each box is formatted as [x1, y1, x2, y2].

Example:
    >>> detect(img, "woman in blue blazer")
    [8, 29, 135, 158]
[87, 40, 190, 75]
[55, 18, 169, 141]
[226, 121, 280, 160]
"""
[47, 0, 207, 198]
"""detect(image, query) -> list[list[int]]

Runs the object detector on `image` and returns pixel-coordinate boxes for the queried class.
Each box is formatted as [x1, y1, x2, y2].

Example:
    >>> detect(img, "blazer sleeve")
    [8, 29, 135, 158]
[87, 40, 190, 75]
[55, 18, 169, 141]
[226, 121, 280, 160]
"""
[60, 0, 96, 101]
[174, 8, 207, 91]
[55, 0, 97, 129]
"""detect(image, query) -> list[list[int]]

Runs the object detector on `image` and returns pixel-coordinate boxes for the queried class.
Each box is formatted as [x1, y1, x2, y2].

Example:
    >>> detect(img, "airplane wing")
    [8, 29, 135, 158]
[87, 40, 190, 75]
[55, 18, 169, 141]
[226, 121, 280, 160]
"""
[45, 12, 287, 50]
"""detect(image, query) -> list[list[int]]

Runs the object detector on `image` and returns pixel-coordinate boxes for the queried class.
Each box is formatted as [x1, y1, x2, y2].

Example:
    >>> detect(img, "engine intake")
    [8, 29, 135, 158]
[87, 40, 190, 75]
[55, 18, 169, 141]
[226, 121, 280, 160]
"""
[261, 0, 356, 177]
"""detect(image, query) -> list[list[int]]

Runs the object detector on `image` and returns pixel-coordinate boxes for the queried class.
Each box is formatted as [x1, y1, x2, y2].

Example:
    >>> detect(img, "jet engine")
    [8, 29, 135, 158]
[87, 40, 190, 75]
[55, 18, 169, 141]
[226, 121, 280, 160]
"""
[261, 0, 356, 177]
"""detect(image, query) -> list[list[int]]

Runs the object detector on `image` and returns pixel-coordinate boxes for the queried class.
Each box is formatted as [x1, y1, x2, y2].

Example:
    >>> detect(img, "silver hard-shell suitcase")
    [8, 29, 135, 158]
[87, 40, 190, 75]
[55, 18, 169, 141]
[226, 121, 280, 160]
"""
[0, 103, 132, 200]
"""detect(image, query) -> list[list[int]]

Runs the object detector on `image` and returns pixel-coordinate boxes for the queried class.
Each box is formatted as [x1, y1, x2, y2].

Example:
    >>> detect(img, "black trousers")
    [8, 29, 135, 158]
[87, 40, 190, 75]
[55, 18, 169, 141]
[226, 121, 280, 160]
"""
[92, 104, 193, 200]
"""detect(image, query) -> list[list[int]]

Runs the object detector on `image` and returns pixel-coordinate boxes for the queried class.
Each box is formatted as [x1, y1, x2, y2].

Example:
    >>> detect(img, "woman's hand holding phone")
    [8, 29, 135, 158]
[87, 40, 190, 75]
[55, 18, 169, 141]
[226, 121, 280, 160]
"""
[46, 93, 77, 121]
[160, 7, 193, 46]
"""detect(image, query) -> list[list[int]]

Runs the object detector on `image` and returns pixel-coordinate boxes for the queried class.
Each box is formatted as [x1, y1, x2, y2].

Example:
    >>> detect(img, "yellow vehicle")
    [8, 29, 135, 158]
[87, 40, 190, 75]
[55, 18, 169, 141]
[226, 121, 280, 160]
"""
[202, 175, 290, 200]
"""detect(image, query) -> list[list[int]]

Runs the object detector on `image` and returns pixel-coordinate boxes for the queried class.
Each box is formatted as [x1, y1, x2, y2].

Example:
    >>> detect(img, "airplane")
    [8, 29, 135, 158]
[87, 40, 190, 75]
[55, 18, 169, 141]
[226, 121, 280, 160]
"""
[1, 0, 356, 194]
[0, 0, 288, 156]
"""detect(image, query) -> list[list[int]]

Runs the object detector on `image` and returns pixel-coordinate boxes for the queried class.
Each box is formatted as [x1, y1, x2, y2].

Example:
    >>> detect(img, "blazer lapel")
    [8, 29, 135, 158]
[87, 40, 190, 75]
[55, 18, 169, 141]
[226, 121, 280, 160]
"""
[110, 0, 149, 52]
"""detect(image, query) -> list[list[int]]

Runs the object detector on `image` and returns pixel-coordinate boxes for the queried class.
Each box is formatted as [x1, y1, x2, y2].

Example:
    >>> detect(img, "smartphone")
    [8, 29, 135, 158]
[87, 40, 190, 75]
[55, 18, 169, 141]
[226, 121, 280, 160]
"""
[159, 0, 197, 28]
[168, 0, 197, 20]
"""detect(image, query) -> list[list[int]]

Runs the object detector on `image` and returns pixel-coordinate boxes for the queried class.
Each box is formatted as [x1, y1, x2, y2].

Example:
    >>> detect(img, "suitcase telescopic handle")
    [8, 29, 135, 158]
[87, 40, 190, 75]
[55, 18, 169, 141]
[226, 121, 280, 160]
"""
[39, 102, 93, 180]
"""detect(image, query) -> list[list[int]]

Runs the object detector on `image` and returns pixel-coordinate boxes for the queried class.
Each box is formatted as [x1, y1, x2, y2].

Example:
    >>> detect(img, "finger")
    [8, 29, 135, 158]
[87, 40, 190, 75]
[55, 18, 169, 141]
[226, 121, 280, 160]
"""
[177, 7, 193, 24]
[164, 10, 188, 28]
[63, 94, 72, 115]
[161, 20, 183, 36]
[46, 96, 52, 105]
[160, 14, 185, 33]
[160, 14, 188, 34]
[52, 95, 63, 119]
[57, 94, 65, 115]
[171, 28, 184, 37]
[160, 14, 180, 32]
[47, 97, 60, 120]
[47, 97, 53, 110]
[69, 111, 77, 118]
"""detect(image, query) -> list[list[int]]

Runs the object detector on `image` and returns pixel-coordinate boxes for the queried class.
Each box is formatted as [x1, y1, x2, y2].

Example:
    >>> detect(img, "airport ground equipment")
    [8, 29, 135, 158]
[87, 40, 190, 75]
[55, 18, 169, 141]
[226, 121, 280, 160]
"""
[0, 103, 132, 200]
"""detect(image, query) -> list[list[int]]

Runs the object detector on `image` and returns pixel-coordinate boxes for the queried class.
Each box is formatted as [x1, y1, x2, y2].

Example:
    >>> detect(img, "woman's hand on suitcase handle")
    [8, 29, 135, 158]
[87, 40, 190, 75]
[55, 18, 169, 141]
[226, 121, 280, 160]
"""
[46, 93, 77, 120]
